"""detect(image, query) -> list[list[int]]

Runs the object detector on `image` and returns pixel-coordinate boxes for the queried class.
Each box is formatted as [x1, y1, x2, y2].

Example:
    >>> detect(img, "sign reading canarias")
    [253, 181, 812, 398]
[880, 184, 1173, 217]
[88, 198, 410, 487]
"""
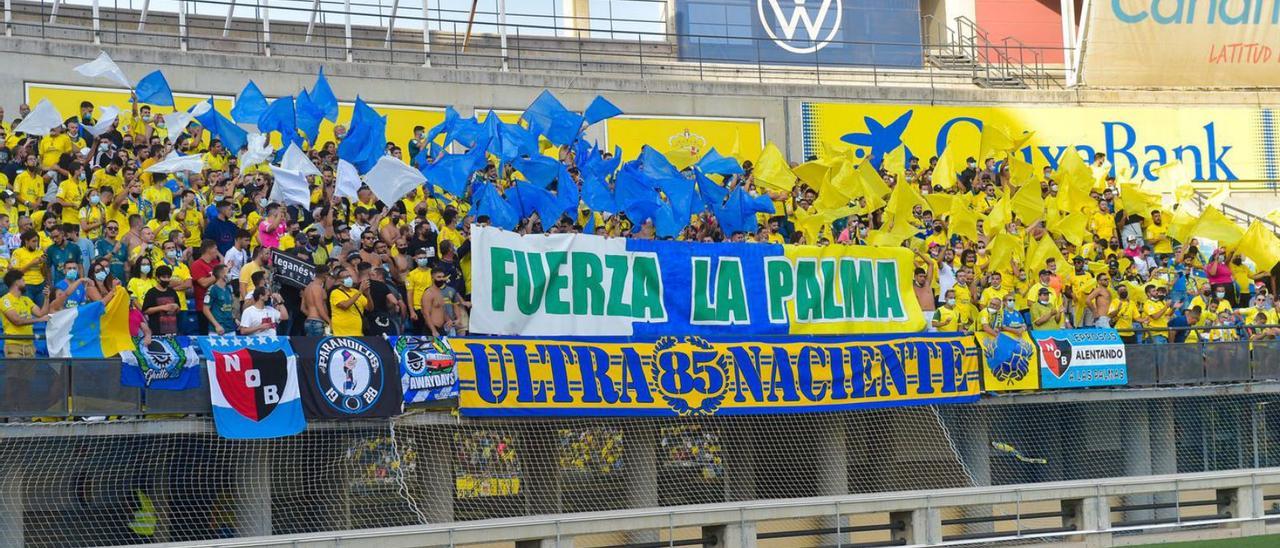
[468, 225, 925, 337]
[452, 334, 981, 417]
[1083, 0, 1280, 88]
[801, 101, 1271, 184]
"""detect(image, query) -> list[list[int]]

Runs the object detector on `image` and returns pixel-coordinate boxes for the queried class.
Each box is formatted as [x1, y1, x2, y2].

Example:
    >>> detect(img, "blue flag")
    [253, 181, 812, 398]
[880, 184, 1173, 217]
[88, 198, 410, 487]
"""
[257, 96, 298, 146]
[426, 106, 459, 145]
[310, 67, 340, 122]
[421, 140, 488, 197]
[294, 89, 325, 145]
[231, 80, 269, 125]
[614, 161, 662, 223]
[580, 145, 622, 183]
[556, 163, 579, 218]
[583, 95, 623, 125]
[508, 181, 565, 224]
[120, 335, 202, 391]
[653, 202, 683, 239]
[135, 70, 175, 107]
[522, 90, 583, 146]
[638, 145, 684, 183]
[695, 169, 729, 211]
[497, 121, 539, 162]
[471, 182, 519, 230]
[512, 155, 562, 188]
[694, 147, 743, 176]
[657, 174, 698, 227]
[337, 97, 387, 174]
[716, 187, 767, 236]
[582, 169, 617, 213]
[194, 99, 248, 154]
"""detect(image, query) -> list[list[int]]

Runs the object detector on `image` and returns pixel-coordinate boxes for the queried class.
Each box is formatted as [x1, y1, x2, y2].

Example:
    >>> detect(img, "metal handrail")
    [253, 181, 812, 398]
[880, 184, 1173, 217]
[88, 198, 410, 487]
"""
[4, 0, 1071, 90]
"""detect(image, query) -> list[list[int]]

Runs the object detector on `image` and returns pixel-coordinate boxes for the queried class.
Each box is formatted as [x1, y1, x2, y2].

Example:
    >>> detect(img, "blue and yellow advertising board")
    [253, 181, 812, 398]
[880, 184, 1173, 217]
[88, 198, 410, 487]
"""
[605, 115, 764, 168]
[452, 333, 981, 417]
[802, 101, 1275, 185]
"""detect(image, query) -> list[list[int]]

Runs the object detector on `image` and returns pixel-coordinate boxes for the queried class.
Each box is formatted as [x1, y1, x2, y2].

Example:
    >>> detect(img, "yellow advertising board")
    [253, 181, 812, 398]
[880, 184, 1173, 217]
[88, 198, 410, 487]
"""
[25, 82, 443, 150]
[802, 101, 1272, 185]
[1082, 1, 1280, 87]
[605, 116, 764, 169]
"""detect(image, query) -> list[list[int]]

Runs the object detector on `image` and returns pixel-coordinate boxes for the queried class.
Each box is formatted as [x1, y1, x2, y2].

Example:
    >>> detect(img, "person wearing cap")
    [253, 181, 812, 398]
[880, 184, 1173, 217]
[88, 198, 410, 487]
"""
[1066, 256, 1097, 326]
[1029, 286, 1064, 330]
[1141, 283, 1176, 343]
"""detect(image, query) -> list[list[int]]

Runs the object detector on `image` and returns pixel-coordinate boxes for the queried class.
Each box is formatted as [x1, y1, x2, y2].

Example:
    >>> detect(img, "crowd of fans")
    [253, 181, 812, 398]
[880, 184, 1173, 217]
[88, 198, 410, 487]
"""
[0, 94, 1277, 358]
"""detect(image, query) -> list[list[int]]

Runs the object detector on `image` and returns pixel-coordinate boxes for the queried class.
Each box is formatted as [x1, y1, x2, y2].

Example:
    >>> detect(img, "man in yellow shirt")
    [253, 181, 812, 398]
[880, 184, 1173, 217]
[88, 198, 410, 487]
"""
[1141, 285, 1175, 344]
[329, 267, 369, 336]
[55, 173, 83, 225]
[405, 248, 435, 332]
[931, 289, 962, 332]
[13, 155, 47, 213]
[38, 125, 73, 169]
[9, 230, 47, 305]
[1, 270, 60, 357]
[91, 159, 125, 196]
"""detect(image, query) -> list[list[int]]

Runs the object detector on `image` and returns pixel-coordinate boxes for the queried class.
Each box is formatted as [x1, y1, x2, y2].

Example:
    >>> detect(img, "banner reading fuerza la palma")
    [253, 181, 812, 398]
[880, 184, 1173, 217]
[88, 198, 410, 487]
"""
[452, 334, 981, 417]
[469, 225, 925, 337]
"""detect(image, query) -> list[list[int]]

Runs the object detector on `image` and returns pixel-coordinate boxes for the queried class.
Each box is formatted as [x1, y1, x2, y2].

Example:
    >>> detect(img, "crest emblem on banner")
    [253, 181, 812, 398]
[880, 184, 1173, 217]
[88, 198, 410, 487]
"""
[652, 336, 729, 416]
[316, 338, 385, 414]
[1038, 337, 1073, 377]
[757, 0, 843, 54]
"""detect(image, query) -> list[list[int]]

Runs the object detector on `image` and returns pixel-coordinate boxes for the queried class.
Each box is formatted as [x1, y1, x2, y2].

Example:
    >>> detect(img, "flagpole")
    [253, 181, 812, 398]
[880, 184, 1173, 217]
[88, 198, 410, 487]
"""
[497, 0, 508, 71]
[460, 0, 478, 52]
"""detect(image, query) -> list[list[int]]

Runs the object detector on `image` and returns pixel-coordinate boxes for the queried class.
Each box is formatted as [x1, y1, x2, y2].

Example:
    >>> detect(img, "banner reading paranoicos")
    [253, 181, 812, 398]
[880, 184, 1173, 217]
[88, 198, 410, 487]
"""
[451, 334, 982, 417]
[469, 226, 925, 337]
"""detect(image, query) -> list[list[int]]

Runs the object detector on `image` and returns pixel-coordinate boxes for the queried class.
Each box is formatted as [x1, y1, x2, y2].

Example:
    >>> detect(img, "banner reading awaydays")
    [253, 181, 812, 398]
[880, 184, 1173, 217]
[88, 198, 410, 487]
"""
[802, 102, 1271, 184]
[468, 226, 924, 337]
[1035, 329, 1128, 389]
[452, 334, 981, 417]
[1082, 0, 1280, 88]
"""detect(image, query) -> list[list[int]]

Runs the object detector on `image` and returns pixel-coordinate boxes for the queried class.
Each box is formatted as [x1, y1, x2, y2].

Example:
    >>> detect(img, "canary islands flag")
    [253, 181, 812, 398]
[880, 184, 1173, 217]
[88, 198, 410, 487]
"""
[46, 288, 136, 358]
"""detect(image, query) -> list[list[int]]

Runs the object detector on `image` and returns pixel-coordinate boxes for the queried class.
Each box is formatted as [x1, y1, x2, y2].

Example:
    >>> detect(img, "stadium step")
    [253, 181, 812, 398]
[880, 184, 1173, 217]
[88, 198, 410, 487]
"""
[927, 53, 979, 71]
[974, 76, 1030, 89]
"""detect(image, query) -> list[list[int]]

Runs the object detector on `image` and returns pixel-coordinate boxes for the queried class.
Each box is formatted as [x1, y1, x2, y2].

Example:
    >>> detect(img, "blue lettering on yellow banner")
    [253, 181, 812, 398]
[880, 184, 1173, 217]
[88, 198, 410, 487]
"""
[452, 334, 982, 417]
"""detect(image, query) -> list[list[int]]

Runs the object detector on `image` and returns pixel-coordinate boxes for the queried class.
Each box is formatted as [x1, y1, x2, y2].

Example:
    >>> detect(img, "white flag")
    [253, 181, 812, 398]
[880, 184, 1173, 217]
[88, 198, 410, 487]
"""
[73, 51, 131, 89]
[14, 99, 64, 136]
[280, 142, 322, 178]
[335, 159, 362, 199]
[145, 152, 204, 174]
[84, 106, 121, 137]
[364, 156, 426, 204]
[162, 111, 195, 145]
[269, 166, 311, 207]
[239, 133, 274, 167]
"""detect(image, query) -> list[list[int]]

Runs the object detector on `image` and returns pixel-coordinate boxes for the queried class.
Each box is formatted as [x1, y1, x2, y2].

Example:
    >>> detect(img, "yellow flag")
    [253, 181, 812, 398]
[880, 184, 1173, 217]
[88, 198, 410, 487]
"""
[1056, 183, 1096, 215]
[988, 232, 1025, 273]
[932, 145, 957, 189]
[1267, 210, 1280, 226]
[1119, 182, 1163, 219]
[730, 131, 741, 158]
[1010, 130, 1036, 152]
[1174, 183, 1197, 205]
[886, 181, 929, 228]
[949, 197, 980, 243]
[984, 196, 1011, 237]
[812, 159, 853, 211]
[794, 158, 835, 190]
[926, 193, 954, 217]
[1190, 206, 1246, 248]
[1238, 221, 1280, 272]
[868, 221, 918, 247]
[857, 159, 892, 208]
[1168, 209, 1200, 242]
[979, 124, 1014, 160]
[1027, 236, 1067, 273]
[1148, 160, 1191, 195]
[1050, 210, 1089, 247]
[1204, 185, 1231, 209]
[1053, 147, 1093, 194]
[882, 144, 906, 178]
[753, 143, 795, 194]
[1010, 181, 1045, 225]
[795, 207, 855, 244]
[1008, 154, 1037, 188]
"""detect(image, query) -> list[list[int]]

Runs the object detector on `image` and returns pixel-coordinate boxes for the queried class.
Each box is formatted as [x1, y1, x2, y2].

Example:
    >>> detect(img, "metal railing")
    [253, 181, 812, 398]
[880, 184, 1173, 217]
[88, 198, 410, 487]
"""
[1, 0, 1070, 90]
[921, 14, 1059, 90]
[153, 468, 1280, 547]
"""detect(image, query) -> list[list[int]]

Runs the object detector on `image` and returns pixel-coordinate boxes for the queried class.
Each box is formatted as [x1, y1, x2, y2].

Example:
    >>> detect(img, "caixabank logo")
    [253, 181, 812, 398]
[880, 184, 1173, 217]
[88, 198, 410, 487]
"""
[757, 0, 843, 54]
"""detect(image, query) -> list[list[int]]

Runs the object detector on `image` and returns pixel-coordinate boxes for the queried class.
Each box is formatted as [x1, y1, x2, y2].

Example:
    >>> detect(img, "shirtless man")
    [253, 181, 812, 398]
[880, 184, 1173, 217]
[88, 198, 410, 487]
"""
[300, 268, 331, 336]
[420, 268, 451, 337]
[1087, 273, 1113, 329]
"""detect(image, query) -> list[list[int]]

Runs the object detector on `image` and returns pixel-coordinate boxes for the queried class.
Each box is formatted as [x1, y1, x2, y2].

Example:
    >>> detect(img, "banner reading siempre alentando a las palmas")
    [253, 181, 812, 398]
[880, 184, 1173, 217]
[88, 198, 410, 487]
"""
[451, 334, 982, 417]
[468, 226, 926, 337]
